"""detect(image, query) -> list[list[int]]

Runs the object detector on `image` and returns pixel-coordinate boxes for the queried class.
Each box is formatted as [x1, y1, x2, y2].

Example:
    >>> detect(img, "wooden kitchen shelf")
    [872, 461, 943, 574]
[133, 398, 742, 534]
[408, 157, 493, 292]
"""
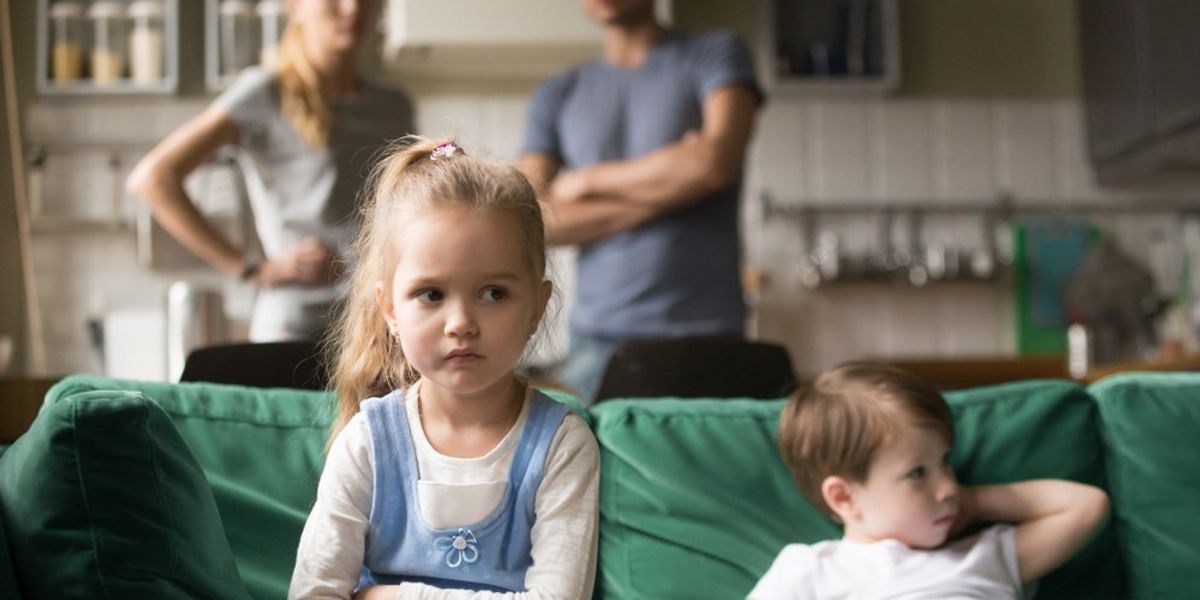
[879, 353, 1200, 390]
[884, 355, 1068, 390]
[1084, 353, 1200, 383]
[36, 0, 180, 96]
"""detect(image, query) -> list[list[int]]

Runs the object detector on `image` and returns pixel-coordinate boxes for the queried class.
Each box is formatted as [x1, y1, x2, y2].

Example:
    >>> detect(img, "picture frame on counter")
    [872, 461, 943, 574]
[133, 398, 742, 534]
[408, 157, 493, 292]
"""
[35, 0, 180, 95]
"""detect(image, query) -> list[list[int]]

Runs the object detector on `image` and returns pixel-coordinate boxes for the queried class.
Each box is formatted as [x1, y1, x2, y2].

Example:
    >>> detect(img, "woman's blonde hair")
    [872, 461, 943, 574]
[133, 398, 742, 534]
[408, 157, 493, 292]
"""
[324, 136, 548, 445]
[276, 23, 331, 147]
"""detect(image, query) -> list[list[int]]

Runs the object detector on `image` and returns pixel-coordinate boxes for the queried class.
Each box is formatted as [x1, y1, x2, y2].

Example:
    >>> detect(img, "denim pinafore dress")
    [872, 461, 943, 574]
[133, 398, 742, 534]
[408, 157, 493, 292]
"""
[357, 389, 569, 592]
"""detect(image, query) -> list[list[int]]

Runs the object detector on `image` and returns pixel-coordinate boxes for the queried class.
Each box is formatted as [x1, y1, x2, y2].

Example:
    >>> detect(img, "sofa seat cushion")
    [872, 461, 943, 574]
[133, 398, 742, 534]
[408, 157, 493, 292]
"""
[1089, 372, 1200, 600]
[591, 380, 1122, 600]
[0, 389, 251, 599]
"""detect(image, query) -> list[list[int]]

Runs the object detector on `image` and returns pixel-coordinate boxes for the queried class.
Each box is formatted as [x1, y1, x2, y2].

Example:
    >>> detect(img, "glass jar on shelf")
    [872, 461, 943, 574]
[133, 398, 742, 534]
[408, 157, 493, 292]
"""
[128, 0, 165, 84]
[87, 0, 128, 85]
[49, 1, 86, 84]
[219, 0, 258, 78]
[257, 0, 286, 68]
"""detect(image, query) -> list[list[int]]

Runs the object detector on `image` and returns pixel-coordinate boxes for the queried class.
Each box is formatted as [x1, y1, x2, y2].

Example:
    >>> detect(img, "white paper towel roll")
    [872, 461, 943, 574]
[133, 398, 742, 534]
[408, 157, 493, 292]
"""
[103, 308, 167, 381]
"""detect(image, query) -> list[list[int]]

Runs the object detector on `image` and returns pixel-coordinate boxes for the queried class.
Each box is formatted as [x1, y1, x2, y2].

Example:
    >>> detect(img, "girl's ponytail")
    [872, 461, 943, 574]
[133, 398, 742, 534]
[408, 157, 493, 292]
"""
[325, 137, 447, 446]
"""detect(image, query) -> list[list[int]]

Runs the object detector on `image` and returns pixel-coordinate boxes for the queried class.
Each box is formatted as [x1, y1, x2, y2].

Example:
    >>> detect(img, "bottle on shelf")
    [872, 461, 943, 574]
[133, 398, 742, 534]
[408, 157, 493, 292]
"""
[219, 0, 258, 78]
[257, 0, 286, 68]
[87, 0, 128, 85]
[128, 0, 165, 84]
[49, 1, 85, 84]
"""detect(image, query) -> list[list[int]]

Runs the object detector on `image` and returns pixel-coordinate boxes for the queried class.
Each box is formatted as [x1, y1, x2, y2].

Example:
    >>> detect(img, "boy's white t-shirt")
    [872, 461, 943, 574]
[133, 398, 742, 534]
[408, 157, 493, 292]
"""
[748, 525, 1028, 600]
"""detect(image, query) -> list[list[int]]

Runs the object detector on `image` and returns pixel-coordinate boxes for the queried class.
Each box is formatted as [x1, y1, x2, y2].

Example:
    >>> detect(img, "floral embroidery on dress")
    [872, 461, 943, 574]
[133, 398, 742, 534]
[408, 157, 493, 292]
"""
[434, 528, 480, 568]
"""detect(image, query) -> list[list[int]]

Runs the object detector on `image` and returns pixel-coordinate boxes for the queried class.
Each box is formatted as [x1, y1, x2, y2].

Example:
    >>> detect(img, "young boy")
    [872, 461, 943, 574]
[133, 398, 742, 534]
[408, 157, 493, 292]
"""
[750, 363, 1109, 599]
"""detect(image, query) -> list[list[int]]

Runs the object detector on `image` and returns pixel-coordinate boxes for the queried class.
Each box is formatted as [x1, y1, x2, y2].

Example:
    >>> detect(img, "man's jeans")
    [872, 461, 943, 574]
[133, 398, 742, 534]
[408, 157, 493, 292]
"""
[554, 332, 625, 407]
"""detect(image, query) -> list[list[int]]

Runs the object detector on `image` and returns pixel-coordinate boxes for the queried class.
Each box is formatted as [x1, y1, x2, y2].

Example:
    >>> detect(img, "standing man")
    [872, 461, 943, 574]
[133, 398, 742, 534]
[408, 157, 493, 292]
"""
[519, 0, 763, 403]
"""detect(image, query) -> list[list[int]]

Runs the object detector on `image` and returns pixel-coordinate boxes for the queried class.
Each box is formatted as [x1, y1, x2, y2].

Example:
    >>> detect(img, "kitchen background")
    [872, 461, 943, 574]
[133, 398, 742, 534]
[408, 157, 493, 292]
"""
[3, 0, 1200, 382]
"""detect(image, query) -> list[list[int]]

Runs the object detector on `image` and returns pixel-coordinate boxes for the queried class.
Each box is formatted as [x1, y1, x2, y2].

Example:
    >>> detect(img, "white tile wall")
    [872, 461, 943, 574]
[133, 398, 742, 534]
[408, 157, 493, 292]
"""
[24, 92, 1200, 379]
[749, 96, 1200, 376]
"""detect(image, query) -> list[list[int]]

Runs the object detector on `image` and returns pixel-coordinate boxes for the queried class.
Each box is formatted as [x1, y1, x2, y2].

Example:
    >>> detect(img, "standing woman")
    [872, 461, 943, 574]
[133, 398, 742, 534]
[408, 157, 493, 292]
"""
[128, 0, 413, 342]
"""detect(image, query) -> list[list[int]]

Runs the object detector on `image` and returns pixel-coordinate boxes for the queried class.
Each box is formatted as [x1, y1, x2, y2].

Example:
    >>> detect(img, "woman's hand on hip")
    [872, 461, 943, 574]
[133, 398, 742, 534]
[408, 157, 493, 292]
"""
[257, 237, 342, 287]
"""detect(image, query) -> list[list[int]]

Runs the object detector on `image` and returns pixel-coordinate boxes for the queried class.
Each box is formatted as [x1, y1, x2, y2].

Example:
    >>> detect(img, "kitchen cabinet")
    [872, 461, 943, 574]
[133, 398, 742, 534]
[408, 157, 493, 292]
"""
[765, 0, 900, 93]
[382, 0, 673, 81]
[1079, 0, 1200, 182]
[36, 0, 179, 95]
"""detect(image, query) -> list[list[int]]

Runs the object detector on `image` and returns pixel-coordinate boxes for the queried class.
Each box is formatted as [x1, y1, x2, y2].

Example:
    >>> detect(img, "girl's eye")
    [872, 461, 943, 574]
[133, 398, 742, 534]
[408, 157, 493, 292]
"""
[907, 466, 926, 479]
[416, 289, 443, 303]
[480, 287, 507, 302]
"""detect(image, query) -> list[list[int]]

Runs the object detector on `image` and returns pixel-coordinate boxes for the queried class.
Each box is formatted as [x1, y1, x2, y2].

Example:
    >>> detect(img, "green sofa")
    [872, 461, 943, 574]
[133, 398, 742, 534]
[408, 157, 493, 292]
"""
[0, 372, 1197, 599]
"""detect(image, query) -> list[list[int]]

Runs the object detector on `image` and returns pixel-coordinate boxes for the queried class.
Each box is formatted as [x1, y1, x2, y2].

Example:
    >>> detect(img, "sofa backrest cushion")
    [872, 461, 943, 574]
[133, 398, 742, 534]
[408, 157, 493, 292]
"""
[590, 380, 1122, 600]
[946, 380, 1123, 598]
[44, 375, 332, 600]
[1089, 372, 1200, 600]
[0, 478, 21, 600]
[0, 389, 252, 599]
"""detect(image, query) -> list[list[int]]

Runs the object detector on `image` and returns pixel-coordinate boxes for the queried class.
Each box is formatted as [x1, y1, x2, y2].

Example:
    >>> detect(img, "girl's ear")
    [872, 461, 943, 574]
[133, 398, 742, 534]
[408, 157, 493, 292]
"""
[531, 280, 553, 331]
[821, 475, 858, 523]
[374, 281, 395, 328]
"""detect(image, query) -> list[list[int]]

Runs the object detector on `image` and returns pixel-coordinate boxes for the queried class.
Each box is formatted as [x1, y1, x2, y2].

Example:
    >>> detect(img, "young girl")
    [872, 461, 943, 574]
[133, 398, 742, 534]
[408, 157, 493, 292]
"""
[289, 138, 599, 599]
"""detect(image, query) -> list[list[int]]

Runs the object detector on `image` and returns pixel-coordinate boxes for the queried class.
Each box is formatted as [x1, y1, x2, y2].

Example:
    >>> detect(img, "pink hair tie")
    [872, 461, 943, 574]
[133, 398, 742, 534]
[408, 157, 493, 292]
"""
[430, 141, 463, 161]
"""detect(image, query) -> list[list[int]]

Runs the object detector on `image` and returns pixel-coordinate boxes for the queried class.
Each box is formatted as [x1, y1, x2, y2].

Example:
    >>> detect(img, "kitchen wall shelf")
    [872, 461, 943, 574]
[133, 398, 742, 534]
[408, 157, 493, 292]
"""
[30, 218, 131, 234]
[24, 142, 139, 229]
[36, 0, 180, 96]
[763, 0, 900, 95]
[759, 192, 1200, 290]
[759, 192, 1200, 217]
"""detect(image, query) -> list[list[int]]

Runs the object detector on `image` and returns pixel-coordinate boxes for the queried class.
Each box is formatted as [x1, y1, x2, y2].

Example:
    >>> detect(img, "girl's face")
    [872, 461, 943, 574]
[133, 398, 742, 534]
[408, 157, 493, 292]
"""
[842, 426, 959, 549]
[379, 207, 550, 402]
[290, 0, 375, 54]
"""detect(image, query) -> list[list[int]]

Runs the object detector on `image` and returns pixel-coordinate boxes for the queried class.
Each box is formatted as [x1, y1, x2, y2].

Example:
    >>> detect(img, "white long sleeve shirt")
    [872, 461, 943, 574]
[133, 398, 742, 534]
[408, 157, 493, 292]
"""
[289, 385, 599, 599]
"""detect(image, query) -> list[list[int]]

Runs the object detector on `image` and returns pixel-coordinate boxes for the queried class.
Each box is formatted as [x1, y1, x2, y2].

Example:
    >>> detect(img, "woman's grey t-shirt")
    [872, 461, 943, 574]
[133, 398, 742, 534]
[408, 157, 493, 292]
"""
[213, 67, 413, 341]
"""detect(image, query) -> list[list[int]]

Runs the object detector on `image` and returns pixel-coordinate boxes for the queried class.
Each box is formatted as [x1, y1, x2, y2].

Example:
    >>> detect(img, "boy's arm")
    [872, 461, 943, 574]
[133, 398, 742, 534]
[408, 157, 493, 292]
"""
[960, 480, 1109, 582]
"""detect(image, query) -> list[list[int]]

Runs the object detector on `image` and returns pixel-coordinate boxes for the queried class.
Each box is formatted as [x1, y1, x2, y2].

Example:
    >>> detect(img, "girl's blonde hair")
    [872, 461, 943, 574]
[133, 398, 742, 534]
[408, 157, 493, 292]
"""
[325, 136, 548, 444]
[276, 23, 331, 147]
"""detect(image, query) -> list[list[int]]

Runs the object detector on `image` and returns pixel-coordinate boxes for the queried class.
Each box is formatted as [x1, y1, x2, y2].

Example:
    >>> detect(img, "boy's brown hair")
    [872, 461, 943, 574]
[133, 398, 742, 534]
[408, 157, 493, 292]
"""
[777, 362, 955, 518]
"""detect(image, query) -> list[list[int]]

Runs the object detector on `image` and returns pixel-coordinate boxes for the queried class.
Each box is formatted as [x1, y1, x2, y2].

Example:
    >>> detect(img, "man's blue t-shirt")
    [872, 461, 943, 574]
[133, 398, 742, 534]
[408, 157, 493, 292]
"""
[522, 29, 762, 339]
